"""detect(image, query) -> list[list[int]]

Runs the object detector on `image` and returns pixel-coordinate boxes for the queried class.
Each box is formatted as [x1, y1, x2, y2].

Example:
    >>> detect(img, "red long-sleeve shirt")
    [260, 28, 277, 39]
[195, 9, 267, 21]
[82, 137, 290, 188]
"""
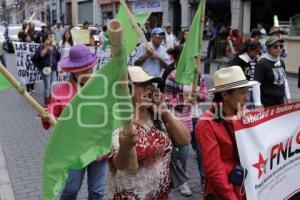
[196, 109, 246, 200]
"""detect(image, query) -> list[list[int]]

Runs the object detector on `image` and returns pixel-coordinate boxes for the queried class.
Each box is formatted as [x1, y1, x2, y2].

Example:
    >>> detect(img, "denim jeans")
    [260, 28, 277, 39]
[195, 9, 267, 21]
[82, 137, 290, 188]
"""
[60, 160, 107, 200]
[191, 117, 205, 185]
[41, 70, 57, 98]
[178, 144, 190, 172]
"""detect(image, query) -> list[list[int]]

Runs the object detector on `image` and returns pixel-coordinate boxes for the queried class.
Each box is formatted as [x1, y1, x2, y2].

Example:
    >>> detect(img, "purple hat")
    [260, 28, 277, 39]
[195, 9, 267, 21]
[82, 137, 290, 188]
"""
[59, 44, 97, 72]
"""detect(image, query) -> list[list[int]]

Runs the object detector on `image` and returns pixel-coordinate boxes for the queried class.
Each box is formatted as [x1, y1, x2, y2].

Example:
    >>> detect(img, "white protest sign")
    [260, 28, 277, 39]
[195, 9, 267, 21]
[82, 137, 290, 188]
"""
[234, 102, 300, 200]
[13, 42, 42, 84]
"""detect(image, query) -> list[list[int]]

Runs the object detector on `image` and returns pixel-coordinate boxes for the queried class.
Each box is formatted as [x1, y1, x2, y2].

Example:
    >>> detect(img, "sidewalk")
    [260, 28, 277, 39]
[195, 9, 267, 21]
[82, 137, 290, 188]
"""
[0, 141, 15, 200]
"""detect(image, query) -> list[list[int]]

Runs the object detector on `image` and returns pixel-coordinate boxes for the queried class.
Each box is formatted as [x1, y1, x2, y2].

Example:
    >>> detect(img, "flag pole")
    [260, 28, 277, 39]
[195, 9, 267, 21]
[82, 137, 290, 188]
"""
[192, 0, 206, 93]
[120, 0, 151, 50]
[0, 64, 57, 126]
[107, 19, 138, 174]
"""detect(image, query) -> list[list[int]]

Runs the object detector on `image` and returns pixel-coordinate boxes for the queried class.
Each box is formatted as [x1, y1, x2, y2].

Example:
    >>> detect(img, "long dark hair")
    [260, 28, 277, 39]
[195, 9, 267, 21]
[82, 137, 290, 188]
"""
[232, 38, 261, 62]
[167, 46, 182, 64]
[41, 32, 52, 43]
[180, 29, 189, 46]
[62, 29, 74, 46]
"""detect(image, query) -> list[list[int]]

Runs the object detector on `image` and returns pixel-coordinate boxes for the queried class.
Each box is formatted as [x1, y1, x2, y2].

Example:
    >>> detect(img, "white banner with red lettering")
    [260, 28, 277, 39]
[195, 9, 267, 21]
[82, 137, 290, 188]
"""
[234, 102, 300, 200]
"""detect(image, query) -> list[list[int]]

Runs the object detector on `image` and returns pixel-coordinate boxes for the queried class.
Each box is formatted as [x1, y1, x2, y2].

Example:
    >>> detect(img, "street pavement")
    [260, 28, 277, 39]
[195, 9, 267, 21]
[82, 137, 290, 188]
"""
[0, 52, 299, 200]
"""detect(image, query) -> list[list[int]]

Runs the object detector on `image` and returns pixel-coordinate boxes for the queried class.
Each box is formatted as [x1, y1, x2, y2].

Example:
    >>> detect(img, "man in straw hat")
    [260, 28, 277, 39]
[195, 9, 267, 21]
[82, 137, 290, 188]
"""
[40, 44, 107, 200]
[196, 65, 257, 200]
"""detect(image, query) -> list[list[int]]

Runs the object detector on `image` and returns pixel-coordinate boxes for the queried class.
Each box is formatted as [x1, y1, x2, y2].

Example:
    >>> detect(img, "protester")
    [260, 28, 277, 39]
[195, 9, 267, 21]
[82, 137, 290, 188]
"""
[163, 47, 208, 196]
[0, 39, 7, 68]
[59, 29, 74, 59]
[38, 25, 47, 43]
[98, 25, 107, 46]
[253, 36, 291, 108]
[58, 29, 75, 81]
[180, 29, 189, 47]
[108, 66, 191, 199]
[31, 32, 60, 107]
[268, 26, 288, 57]
[207, 23, 219, 59]
[28, 22, 41, 43]
[230, 39, 261, 107]
[250, 28, 262, 41]
[52, 22, 65, 46]
[257, 23, 267, 35]
[134, 27, 170, 77]
[298, 66, 300, 89]
[227, 28, 243, 58]
[250, 28, 265, 55]
[18, 21, 36, 93]
[196, 65, 257, 200]
[143, 21, 152, 42]
[158, 46, 181, 92]
[163, 23, 177, 50]
[40, 44, 106, 200]
[82, 21, 95, 46]
[18, 21, 29, 42]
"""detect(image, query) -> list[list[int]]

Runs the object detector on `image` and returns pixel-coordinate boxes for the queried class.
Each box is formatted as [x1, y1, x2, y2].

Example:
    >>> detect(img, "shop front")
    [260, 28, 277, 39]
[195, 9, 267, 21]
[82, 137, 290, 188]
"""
[129, 0, 163, 28]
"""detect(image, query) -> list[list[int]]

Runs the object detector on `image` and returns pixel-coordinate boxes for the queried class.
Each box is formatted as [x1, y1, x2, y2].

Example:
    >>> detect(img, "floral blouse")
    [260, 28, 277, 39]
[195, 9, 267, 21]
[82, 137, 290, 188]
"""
[108, 119, 172, 200]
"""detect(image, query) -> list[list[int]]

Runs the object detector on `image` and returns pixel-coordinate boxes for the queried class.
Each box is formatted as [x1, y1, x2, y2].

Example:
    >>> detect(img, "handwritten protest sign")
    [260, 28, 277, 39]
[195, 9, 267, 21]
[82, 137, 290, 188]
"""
[13, 42, 42, 84]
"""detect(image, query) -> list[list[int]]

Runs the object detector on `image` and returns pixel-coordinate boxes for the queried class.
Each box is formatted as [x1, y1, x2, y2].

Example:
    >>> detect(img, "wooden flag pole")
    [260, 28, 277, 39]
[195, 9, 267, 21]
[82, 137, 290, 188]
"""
[120, 0, 151, 50]
[192, 0, 206, 93]
[0, 64, 57, 126]
[107, 19, 138, 174]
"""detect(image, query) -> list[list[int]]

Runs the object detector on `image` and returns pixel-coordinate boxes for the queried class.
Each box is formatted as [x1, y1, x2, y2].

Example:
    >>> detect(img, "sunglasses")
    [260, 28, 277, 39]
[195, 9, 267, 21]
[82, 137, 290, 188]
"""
[271, 44, 284, 49]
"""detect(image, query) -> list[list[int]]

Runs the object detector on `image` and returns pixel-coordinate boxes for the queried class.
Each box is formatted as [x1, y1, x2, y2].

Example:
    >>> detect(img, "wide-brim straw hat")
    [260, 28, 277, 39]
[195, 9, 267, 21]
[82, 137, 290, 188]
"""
[208, 66, 257, 93]
[59, 44, 97, 73]
[128, 66, 162, 83]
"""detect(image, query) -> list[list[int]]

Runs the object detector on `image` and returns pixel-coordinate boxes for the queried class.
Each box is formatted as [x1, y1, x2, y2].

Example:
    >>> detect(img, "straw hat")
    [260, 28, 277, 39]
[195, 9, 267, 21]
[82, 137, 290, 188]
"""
[128, 66, 162, 83]
[208, 66, 257, 93]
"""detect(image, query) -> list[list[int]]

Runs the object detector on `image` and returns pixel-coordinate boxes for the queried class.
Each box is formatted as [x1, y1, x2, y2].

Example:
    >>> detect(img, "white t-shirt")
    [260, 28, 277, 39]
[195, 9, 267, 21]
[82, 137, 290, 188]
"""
[164, 32, 177, 50]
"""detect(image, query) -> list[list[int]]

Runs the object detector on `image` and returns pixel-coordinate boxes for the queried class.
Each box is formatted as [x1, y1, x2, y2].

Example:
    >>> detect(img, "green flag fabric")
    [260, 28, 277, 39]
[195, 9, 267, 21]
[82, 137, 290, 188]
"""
[43, 49, 132, 200]
[116, 1, 150, 55]
[0, 73, 12, 92]
[175, 0, 206, 85]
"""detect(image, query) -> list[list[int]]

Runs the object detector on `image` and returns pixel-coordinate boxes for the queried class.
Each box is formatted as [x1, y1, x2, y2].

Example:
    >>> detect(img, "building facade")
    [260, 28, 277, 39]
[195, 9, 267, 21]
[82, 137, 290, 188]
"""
[1, 0, 300, 36]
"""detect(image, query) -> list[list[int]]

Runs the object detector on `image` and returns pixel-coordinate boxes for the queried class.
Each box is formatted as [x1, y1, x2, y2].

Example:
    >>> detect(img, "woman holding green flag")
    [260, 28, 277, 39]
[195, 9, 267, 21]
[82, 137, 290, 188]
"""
[108, 66, 191, 200]
[41, 44, 107, 200]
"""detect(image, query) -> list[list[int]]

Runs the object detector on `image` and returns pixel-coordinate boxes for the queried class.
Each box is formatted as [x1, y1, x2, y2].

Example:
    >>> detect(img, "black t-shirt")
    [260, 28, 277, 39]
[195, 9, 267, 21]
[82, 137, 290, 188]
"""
[254, 57, 286, 107]
[230, 55, 257, 81]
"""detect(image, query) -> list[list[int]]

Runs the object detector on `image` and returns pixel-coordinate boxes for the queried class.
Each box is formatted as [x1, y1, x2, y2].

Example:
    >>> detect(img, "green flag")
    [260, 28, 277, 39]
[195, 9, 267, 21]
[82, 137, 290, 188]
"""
[43, 49, 132, 200]
[0, 73, 12, 92]
[175, 0, 206, 85]
[116, 0, 150, 55]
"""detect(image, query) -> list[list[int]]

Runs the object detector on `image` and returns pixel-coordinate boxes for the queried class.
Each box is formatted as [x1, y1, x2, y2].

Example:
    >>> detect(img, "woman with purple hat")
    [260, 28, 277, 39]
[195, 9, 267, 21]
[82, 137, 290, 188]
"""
[41, 44, 107, 200]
